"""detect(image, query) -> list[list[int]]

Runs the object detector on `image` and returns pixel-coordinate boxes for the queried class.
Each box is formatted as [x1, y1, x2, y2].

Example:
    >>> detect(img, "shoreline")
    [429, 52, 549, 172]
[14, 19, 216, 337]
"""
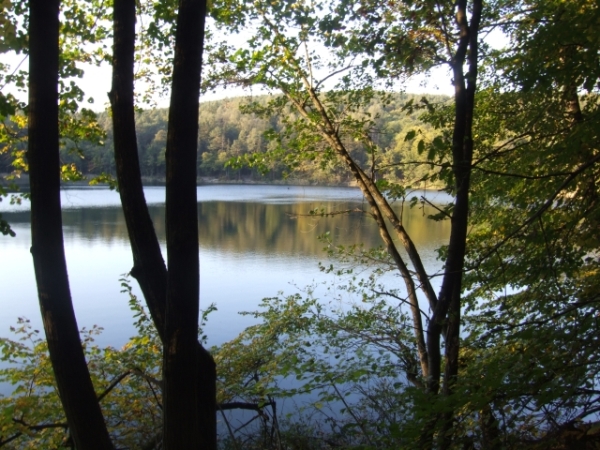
[2, 173, 441, 193]
[2, 173, 359, 190]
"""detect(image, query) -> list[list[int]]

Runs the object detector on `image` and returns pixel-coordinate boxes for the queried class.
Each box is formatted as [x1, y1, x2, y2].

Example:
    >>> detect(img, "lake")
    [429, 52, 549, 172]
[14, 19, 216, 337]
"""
[0, 185, 450, 349]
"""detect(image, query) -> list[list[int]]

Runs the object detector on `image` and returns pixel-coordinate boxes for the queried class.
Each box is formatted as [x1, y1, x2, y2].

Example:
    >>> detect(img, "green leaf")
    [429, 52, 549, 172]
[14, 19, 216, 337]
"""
[404, 129, 416, 141]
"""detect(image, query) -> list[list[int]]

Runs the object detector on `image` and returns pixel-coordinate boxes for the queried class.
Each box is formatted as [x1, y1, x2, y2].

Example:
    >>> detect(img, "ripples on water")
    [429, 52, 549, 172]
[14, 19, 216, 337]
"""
[0, 185, 450, 349]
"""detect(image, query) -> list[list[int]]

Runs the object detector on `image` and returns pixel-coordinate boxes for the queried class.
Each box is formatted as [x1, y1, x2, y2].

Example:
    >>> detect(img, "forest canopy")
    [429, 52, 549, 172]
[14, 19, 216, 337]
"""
[0, 93, 449, 186]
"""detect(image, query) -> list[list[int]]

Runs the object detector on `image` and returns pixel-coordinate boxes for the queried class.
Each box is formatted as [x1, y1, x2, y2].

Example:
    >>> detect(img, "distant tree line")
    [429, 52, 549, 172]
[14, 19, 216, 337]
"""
[33, 92, 447, 185]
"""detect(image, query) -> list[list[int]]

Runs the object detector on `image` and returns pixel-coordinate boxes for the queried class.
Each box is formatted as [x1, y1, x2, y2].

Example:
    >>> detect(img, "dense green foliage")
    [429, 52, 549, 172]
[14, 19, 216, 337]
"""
[0, 282, 163, 449]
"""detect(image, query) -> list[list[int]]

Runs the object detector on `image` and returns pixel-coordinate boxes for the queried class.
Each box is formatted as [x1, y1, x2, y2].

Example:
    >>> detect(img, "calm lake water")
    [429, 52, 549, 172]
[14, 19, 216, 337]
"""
[0, 185, 450, 349]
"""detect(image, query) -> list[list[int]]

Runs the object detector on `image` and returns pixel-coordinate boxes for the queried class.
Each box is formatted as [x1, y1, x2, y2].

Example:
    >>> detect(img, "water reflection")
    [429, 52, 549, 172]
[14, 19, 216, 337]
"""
[42, 198, 450, 257]
[0, 186, 450, 348]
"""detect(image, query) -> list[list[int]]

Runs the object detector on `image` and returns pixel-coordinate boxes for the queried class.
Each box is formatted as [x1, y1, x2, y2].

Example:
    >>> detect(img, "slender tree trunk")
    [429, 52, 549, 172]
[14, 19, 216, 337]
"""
[479, 405, 501, 449]
[109, 0, 167, 339]
[28, 1, 113, 448]
[109, 1, 216, 448]
[426, 1, 481, 448]
[282, 84, 439, 313]
[163, 0, 207, 447]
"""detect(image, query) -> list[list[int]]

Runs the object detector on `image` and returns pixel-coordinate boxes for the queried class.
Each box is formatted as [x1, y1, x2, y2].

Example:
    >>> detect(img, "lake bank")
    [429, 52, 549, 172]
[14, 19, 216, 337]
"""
[2, 173, 359, 189]
[2, 172, 441, 191]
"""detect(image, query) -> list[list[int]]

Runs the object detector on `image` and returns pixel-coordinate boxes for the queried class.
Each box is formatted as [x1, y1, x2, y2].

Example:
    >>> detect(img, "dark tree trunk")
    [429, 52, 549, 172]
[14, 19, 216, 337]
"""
[163, 0, 207, 447]
[27, 1, 113, 448]
[109, 0, 168, 341]
[425, 1, 482, 448]
[109, 0, 216, 448]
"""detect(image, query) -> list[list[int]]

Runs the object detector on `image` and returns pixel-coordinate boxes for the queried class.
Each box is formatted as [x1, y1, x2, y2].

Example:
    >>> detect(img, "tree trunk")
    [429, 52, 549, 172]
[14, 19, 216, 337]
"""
[28, 1, 113, 448]
[426, 1, 482, 448]
[109, 0, 168, 341]
[109, 0, 216, 448]
[162, 0, 207, 447]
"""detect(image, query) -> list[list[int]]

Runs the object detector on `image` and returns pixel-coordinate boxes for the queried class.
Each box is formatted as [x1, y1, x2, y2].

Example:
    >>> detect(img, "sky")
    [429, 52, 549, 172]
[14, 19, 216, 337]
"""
[1, 9, 509, 112]
[2, 51, 456, 112]
[67, 61, 456, 111]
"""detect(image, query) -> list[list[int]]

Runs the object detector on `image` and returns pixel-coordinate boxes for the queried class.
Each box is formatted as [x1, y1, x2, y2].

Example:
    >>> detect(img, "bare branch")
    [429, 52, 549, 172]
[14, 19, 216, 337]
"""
[314, 64, 354, 90]
[97, 370, 133, 403]
[421, 196, 451, 219]
[287, 207, 366, 219]
[218, 401, 275, 411]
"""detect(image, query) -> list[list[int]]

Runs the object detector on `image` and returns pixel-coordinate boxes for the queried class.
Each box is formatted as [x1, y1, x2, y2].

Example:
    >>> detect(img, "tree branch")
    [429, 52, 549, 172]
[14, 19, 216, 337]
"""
[97, 370, 133, 403]
[471, 153, 600, 268]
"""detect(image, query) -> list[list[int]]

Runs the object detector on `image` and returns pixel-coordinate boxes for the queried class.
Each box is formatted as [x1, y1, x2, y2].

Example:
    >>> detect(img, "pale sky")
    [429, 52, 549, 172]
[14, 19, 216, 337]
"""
[73, 61, 455, 111]
[2, 12, 509, 112]
[1, 51, 455, 112]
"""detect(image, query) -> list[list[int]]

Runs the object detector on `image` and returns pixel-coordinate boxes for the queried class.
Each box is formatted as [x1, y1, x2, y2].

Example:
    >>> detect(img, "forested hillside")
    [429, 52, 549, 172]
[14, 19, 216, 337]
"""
[64, 93, 448, 184]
